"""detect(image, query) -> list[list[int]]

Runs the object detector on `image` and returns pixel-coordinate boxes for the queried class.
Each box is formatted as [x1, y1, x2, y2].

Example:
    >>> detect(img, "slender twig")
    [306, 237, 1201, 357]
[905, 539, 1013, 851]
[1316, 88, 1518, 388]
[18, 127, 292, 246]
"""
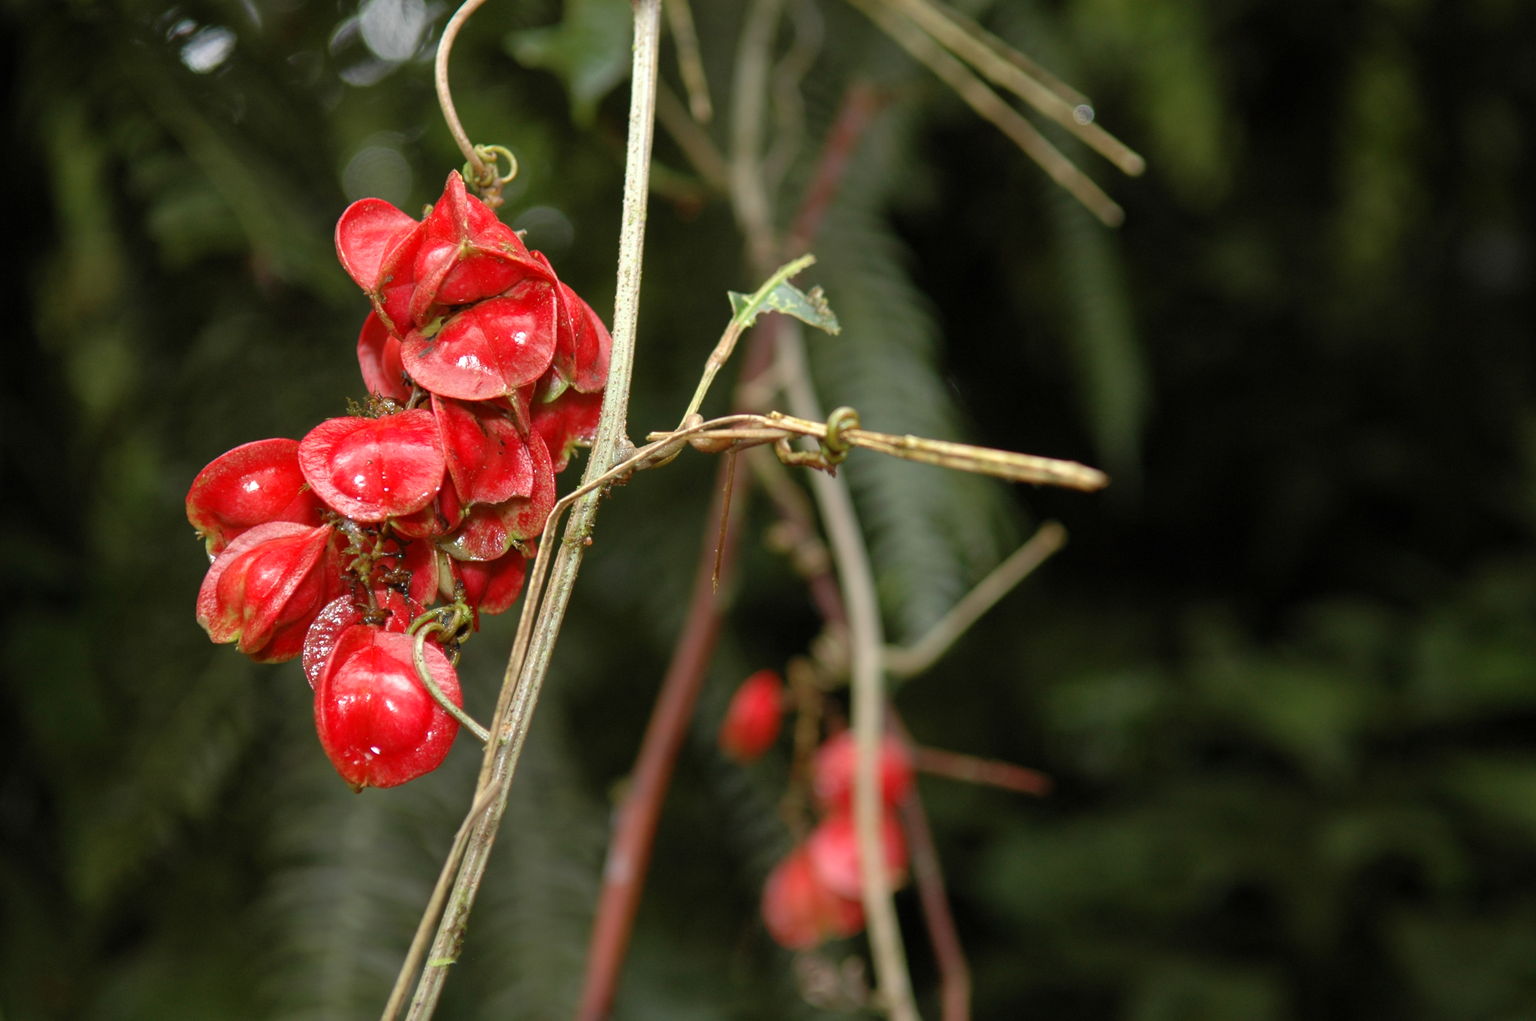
[786, 81, 887, 253]
[886, 0, 1145, 176]
[665, 0, 713, 122]
[910, 746, 1052, 797]
[730, 0, 787, 273]
[892, 711, 971, 1021]
[434, 0, 493, 184]
[572, 85, 884, 1014]
[884, 521, 1067, 679]
[656, 84, 730, 192]
[395, 4, 663, 1017]
[380, 785, 501, 1021]
[645, 414, 1110, 491]
[574, 453, 749, 1021]
[844, 0, 1125, 227]
[777, 325, 920, 1021]
[678, 253, 818, 426]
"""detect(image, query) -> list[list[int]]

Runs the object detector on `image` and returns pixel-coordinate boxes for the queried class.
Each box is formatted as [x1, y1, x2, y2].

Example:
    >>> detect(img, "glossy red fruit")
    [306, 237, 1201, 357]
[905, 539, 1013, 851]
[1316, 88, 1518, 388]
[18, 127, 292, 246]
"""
[532, 388, 603, 473]
[301, 590, 421, 688]
[805, 811, 909, 901]
[356, 311, 411, 403]
[534, 251, 612, 395]
[186, 438, 325, 556]
[440, 430, 556, 560]
[410, 171, 545, 321]
[196, 521, 343, 662]
[431, 394, 536, 507]
[314, 626, 462, 790]
[335, 197, 417, 293]
[454, 546, 530, 617]
[761, 844, 865, 950]
[718, 669, 784, 762]
[297, 409, 445, 522]
[812, 731, 915, 812]
[400, 281, 558, 401]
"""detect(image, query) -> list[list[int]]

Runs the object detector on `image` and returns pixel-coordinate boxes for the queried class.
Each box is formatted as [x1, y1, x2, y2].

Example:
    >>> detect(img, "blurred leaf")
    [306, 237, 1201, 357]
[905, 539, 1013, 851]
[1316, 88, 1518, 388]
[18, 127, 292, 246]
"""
[508, 0, 632, 126]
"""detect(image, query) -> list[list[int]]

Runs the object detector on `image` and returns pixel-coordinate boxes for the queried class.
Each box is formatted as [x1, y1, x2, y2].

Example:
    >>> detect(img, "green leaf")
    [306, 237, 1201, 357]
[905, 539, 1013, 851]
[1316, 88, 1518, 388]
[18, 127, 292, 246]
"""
[727, 281, 841, 335]
[507, 0, 632, 126]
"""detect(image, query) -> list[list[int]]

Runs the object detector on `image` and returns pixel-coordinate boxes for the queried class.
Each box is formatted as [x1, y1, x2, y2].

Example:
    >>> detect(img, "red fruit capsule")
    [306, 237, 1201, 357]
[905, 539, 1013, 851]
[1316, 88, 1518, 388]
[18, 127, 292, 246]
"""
[811, 731, 915, 812]
[718, 669, 784, 762]
[196, 521, 343, 662]
[300, 590, 421, 688]
[335, 197, 418, 293]
[314, 626, 462, 790]
[439, 430, 556, 561]
[532, 388, 603, 473]
[297, 409, 445, 522]
[431, 394, 536, 508]
[804, 811, 909, 901]
[761, 844, 865, 950]
[410, 171, 546, 321]
[356, 311, 411, 403]
[453, 546, 530, 618]
[400, 282, 559, 402]
[186, 438, 325, 555]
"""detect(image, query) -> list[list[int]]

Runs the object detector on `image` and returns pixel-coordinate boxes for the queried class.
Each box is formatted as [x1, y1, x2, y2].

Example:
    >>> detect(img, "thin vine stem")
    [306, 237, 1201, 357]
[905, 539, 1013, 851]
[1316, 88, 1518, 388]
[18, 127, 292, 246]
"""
[411, 625, 490, 743]
[776, 322, 920, 1021]
[435, 0, 493, 184]
[393, 3, 663, 1017]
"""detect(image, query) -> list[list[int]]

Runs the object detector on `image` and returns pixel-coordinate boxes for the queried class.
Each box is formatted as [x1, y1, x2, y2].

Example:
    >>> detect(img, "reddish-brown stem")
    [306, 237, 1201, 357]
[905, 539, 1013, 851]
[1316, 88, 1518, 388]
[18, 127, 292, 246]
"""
[574, 80, 885, 1017]
[889, 710, 971, 1020]
[574, 453, 748, 1021]
[910, 745, 1053, 797]
[786, 82, 888, 253]
[900, 773, 971, 1021]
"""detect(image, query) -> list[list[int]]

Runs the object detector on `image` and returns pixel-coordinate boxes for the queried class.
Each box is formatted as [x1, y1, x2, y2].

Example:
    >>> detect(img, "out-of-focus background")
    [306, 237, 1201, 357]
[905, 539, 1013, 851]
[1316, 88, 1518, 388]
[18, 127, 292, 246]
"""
[6, 0, 1536, 1017]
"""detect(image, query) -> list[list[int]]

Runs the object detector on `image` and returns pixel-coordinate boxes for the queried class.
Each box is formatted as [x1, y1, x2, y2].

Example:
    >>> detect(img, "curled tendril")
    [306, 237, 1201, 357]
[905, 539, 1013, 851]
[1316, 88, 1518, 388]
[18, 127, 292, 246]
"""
[823, 406, 860, 463]
[465, 144, 519, 207]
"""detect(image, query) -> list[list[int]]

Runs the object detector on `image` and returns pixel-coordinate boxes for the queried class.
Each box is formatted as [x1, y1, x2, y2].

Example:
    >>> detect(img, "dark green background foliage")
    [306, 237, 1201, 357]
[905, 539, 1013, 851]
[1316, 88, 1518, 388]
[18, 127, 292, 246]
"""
[5, 0, 1535, 1017]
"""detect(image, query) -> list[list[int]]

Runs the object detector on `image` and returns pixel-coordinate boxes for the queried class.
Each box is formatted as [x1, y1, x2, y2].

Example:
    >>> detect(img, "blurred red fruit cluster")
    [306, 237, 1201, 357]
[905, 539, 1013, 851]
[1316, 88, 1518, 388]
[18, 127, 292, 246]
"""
[760, 730, 914, 949]
[189, 172, 610, 790]
[718, 666, 917, 951]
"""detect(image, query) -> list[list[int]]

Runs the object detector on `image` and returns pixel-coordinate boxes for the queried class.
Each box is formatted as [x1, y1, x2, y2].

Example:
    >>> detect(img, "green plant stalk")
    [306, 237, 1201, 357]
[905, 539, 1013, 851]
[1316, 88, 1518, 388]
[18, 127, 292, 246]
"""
[394, 2, 662, 1017]
[777, 325, 919, 1021]
[677, 252, 817, 425]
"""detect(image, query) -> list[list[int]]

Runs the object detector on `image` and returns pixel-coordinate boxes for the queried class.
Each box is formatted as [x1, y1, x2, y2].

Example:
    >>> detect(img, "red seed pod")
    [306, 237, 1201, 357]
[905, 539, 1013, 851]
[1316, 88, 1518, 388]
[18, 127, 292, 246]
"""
[431, 394, 536, 507]
[453, 545, 531, 618]
[811, 731, 915, 812]
[356, 311, 411, 403]
[532, 388, 603, 474]
[195, 521, 343, 662]
[297, 409, 445, 522]
[400, 282, 559, 402]
[300, 590, 421, 688]
[410, 171, 547, 321]
[334, 197, 417, 294]
[761, 844, 865, 950]
[439, 430, 556, 561]
[186, 438, 325, 556]
[718, 669, 784, 763]
[313, 626, 462, 790]
[804, 810, 909, 901]
[533, 250, 612, 395]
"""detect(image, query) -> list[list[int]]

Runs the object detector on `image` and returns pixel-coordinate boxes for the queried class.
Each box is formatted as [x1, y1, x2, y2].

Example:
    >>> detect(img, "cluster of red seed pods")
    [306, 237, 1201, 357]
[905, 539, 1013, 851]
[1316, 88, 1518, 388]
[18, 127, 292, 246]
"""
[189, 171, 610, 790]
[718, 671, 915, 948]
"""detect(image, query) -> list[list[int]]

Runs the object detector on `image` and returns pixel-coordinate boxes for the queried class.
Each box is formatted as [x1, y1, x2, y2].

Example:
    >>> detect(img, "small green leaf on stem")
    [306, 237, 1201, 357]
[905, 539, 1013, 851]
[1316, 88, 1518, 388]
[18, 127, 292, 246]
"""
[727, 280, 841, 335]
[725, 253, 840, 334]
